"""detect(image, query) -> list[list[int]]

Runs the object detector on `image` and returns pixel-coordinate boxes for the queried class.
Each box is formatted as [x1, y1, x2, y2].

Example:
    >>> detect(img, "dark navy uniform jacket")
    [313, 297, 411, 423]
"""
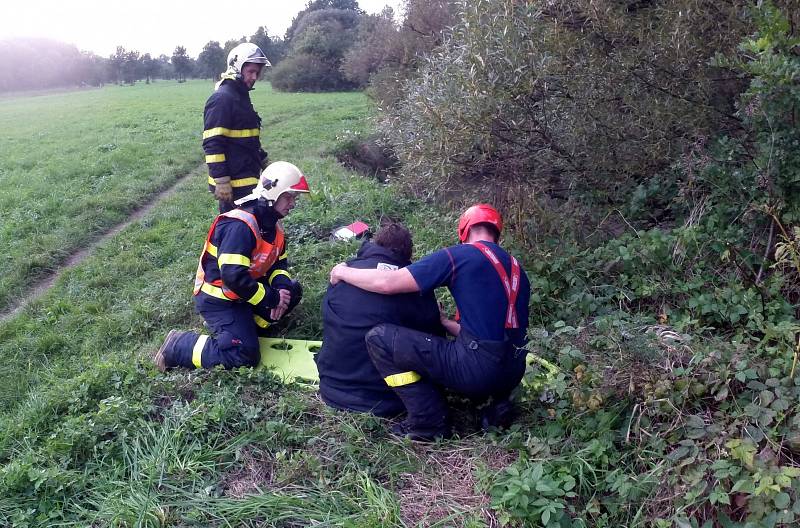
[408, 241, 531, 348]
[202, 79, 269, 202]
[317, 241, 445, 417]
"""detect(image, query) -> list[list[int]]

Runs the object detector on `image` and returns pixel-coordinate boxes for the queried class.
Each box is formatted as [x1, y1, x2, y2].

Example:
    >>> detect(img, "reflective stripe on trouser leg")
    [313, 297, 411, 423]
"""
[192, 335, 209, 368]
[384, 371, 421, 387]
[194, 295, 262, 369]
[365, 324, 448, 431]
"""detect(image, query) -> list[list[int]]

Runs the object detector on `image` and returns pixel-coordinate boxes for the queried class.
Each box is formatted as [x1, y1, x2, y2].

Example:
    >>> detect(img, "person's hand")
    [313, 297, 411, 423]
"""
[329, 263, 348, 285]
[438, 301, 450, 323]
[213, 177, 233, 203]
[270, 288, 291, 320]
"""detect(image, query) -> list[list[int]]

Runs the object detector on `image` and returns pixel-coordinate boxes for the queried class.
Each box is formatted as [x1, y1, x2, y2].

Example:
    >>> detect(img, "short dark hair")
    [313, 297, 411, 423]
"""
[473, 222, 500, 242]
[374, 222, 413, 261]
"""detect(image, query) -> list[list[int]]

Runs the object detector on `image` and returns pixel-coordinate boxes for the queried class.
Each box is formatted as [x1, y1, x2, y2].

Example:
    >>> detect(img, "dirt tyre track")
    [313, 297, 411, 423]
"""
[0, 164, 204, 324]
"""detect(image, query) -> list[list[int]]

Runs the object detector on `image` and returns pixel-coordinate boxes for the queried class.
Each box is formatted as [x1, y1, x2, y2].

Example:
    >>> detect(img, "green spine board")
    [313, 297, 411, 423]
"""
[258, 337, 321, 382]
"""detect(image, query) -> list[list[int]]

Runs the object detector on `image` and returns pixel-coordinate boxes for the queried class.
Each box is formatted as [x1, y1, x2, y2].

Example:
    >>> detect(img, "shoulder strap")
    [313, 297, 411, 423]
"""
[220, 209, 262, 241]
[471, 242, 521, 329]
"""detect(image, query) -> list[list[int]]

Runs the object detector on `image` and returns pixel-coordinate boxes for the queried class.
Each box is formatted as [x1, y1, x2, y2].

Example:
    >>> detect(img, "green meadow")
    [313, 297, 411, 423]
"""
[0, 81, 499, 526]
[0, 81, 385, 313]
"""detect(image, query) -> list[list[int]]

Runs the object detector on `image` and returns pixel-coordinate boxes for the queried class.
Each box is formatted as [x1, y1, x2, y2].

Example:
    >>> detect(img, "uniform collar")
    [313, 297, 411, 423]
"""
[218, 77, 251, 94]
[355, 241, 410, 267]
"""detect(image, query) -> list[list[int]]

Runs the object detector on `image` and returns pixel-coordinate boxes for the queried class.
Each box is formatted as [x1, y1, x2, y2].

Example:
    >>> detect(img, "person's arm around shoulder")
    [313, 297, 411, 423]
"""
[329, 263, 419, 294]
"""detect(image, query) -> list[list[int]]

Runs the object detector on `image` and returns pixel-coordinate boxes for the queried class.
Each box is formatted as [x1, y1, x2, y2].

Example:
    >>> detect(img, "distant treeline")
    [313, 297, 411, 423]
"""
[0, 0, 448, 94]
[0, 26, 287, 93]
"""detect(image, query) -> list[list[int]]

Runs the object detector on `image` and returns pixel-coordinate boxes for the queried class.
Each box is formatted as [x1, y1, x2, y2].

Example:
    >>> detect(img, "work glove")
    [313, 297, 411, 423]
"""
[213, 176, 233, 203]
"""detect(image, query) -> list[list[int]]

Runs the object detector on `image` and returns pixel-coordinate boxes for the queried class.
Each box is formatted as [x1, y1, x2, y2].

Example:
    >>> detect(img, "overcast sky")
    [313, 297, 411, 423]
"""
[1, 0, 404, 58]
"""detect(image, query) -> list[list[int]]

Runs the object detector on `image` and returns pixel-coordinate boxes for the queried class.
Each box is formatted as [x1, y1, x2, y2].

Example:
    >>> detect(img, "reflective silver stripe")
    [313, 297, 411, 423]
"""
[192, 335, 209, 368]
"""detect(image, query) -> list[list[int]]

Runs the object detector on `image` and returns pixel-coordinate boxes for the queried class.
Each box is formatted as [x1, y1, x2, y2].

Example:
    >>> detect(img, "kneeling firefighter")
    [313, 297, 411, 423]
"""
[329, 204, 531, 441]
[155, 161, 310, 371]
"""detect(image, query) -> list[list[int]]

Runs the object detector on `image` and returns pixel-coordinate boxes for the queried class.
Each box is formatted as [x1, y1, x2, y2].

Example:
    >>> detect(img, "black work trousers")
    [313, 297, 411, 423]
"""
[365, 323, 526, 432]
[170, 281, 302, 369]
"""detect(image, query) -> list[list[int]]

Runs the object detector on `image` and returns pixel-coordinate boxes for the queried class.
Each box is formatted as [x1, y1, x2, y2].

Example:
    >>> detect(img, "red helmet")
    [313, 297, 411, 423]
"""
[457, 203, 503, 242]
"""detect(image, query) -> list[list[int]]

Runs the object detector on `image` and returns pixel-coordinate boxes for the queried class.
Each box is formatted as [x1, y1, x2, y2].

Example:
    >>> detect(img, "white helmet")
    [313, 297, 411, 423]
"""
[235, 161, 310, 205]
[227, 43, 271, 76]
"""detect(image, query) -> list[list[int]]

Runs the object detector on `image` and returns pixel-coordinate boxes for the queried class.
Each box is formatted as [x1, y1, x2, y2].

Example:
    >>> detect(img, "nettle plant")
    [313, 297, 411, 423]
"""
[513, 312, 800, 527]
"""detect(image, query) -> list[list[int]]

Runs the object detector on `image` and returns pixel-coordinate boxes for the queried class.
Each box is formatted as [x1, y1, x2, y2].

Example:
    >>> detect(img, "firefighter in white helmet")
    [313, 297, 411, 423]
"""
[155, 162, 309, 371]
[203, 42, 273, 213]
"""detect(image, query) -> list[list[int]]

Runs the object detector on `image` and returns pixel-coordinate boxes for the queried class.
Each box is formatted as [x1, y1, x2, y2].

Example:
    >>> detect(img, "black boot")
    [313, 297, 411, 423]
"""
[480, 398, 516, 430]
[391, 419, 451, 442]
[391, 384, 451, 441]
[154, 330, 184, 372]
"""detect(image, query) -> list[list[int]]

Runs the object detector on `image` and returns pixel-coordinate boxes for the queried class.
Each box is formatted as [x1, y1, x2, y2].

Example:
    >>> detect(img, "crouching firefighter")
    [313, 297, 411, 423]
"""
[329, 204, 531, 441]
[155, 161, 310, 371]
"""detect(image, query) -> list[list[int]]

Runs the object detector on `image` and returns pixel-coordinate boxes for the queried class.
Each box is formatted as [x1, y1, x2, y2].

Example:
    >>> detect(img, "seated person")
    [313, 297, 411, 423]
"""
[316, 222, 445, 417]
[329, 204, 531, 441]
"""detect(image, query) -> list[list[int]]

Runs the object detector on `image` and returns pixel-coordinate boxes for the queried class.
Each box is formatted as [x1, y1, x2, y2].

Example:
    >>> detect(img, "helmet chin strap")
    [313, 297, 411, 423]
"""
[255, 197, 281, 218]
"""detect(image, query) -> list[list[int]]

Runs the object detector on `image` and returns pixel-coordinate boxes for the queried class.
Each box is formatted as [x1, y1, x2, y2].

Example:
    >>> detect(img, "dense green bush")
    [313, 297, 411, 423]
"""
[511, 318, 800, 527]
[492, 6, 800, 525]
[271, 8, 361, 92]
[379, 0, 798, 329]
[380, 0, 752, 208]
[342, 0, 453, 103]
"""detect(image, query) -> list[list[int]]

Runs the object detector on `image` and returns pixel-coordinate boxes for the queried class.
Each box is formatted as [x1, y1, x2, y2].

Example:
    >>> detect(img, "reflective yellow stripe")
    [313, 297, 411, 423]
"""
[219, 253, 251, 267]
[207, 175, 260, 187]
[248, 283, 266, 306]
[231, 177, 259, 188]
[192, 335, 209, 368]
[384, 371, 422, 387]
[268, 269, 291, 284]
[207, 243, 218, 257]
[254, 314, 270, 328]
[200, 282, 230, 301]
[278, 253, 287, 261]
[205, 154, 226, 163]
[203, 127, 260, 139]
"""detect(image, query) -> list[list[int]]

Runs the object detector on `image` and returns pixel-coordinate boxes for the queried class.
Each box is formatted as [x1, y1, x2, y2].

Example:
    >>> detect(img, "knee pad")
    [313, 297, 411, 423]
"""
[365, 324, 391, 358]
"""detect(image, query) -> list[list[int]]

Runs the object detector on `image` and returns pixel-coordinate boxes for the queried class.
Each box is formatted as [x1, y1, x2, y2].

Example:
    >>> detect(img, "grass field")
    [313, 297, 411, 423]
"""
[0, 81, 504, 527]
[4, 80, 795, 528]
[0, 81, 389, 313]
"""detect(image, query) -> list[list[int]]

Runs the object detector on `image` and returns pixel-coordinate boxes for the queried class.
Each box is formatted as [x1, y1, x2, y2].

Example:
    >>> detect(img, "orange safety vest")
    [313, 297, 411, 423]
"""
[193, 209, 285, 300]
